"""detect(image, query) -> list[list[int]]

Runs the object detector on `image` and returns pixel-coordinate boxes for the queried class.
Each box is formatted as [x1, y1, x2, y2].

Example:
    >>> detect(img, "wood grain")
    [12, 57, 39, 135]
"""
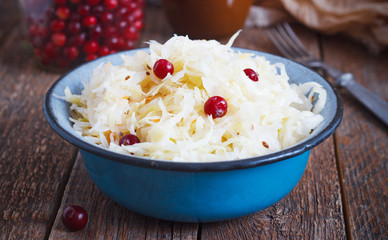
[321, 34, 388, 239]
[48, 6, 200, 240]
[0, 25, 78, 240]
[48, 154, 200, 240]
[201, 137, 346, 240]
[48, 23, 346, 239]
[2, 1, 386, 239]
[199, 24, 346, 240]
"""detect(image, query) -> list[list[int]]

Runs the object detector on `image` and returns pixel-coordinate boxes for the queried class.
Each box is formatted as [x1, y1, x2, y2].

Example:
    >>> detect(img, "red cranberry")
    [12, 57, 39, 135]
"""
[37, 26, 49, 37]
[115, 20, 128, 32]
[125, 40, 135, 49]
[64, 46, 79, 60]
[57, 58, 70, 68]
[87, 0, 100, 5]
[29, 25, 37, 36]
[70, 12, 82, 21]
[102, 25, 117, 36]
[128, 2, 138, 11]
[85, 53, 98, 61]
[119, 134, 140, 146]
[50, 19, 66, 32]
[124, 13, 135, 24]
[118, 0, 132, 7]
[204, 96, 228, 118]
[62, 205, 88, 232]
[104, 35, 124, 50]
[153, 59, 174, 79]
[56, 6, 70, 20]
[133, 20, 143, 30]
[123, 26, 138, 40]
[44, 42, 61, 59]
[34, 48, 44, 58]
[91, 4, 105, 16]
[54, 0, 67, 5]
[83, 40, 99, 54]
[27, 0, 144, 69]
[103, 0, 118, 10]
[132, 9, 143, 20]
[115, 7, 128, 18]
[98, 45, 110, 56]
[82, 16, 97, 27]
[77, 5, 90, 17]
[89, 24, 102, 39]
[51, 33, 67, 46]
[244, 68, 259, 82]
[100, 12, 114, 25]
[67, 21, 82, 34]
[68, 33, 86, 46]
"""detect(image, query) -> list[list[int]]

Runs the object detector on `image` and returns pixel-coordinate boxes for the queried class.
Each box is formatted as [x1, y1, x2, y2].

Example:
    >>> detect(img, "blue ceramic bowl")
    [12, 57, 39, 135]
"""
[44, 48, 343, 222]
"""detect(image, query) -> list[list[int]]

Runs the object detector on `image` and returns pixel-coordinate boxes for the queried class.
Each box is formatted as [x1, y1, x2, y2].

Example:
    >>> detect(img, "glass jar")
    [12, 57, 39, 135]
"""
[19, 0, 144, 70]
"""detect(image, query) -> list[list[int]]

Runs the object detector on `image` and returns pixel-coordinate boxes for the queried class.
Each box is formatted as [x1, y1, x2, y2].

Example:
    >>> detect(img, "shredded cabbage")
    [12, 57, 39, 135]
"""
[63, 34, 326, 162]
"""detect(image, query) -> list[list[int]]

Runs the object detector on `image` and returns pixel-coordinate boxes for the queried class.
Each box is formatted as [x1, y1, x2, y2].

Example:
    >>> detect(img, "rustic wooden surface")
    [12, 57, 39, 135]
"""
[1, 1, 387, 240]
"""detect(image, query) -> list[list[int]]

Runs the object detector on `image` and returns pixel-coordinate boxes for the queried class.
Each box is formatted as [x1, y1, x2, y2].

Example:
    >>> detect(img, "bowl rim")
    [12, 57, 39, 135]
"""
[43, 48, 343, 172]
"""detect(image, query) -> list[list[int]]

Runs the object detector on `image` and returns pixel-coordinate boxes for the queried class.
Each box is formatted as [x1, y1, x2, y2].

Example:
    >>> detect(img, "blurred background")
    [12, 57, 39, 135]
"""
[1, 0, 387, 71]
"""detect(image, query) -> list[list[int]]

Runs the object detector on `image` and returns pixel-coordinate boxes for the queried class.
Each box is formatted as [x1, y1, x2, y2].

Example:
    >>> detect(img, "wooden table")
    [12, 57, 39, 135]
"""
[1, 1, 387, 239]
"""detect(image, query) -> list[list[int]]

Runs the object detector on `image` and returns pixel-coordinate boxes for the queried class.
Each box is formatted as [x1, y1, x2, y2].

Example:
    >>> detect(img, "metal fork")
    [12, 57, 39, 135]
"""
[265, 23, 388, 126]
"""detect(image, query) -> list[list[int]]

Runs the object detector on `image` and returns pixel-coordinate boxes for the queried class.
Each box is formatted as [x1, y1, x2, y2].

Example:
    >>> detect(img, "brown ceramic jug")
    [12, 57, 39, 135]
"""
[162, 0, 253, 39]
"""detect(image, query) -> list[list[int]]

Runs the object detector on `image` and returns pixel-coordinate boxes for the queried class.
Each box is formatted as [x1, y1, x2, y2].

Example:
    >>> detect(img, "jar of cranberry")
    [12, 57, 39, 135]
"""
[19, 0, 144, 70]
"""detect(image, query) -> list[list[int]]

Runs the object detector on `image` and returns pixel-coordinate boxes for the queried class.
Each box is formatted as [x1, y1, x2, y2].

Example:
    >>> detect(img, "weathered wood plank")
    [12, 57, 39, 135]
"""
[48, 154, 199, 240]
[48, 5, 199, 240]
[0, 0, 20, 47]
[200, 25, 346, 240]
[322, 33, 388, 239]
[201, 137, 345, 240]
[0, 21, 78, 240]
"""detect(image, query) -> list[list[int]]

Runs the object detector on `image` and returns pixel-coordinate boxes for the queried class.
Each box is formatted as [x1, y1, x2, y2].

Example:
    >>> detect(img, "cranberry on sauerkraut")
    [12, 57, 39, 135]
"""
[63, 33, 326, 162]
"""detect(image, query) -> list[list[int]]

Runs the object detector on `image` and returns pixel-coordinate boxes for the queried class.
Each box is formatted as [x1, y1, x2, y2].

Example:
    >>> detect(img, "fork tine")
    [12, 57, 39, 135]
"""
[281, 23, 311, 58]
[274, 24, 306, 60]
[265, 23, 314, 63]
[264, 26, 294, 59]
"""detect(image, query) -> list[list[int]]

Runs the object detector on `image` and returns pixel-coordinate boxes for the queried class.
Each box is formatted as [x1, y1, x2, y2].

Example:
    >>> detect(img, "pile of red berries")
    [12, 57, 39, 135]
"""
[24, 0, 144, 69]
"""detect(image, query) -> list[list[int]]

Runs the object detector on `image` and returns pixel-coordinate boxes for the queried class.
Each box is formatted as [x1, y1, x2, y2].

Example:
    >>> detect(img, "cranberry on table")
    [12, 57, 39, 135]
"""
[61, 205, 88, 232]
[244, 68, 259, 82]
[119, 134, 140, 146]
[153, 59, 174, 79]
[204, 96, 228, 118]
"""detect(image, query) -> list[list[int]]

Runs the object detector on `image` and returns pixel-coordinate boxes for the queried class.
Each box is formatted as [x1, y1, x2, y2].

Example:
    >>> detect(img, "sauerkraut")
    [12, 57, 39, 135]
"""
[63, 33, 326, 162]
